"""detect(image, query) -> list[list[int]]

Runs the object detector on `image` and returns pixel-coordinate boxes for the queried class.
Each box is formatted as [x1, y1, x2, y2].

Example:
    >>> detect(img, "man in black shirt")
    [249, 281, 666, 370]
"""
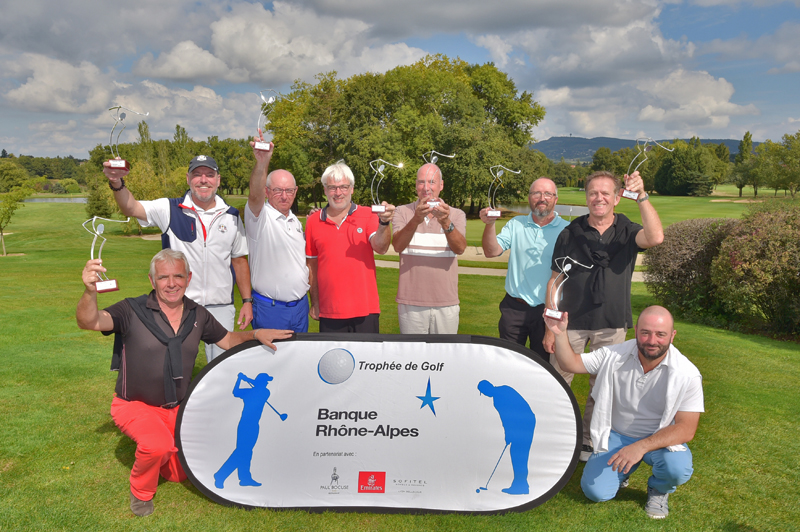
[543, 170, 664, 461]
[76, 249, 291, 517]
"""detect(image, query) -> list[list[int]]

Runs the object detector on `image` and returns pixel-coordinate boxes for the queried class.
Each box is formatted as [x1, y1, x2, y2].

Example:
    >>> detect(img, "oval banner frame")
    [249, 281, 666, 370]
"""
[177, 333, 581, 514]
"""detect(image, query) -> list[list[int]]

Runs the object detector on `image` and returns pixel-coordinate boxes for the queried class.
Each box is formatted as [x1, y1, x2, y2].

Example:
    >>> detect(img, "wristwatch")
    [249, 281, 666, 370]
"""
[636, 192, 650, 203]
[443, 221, 455, 234]
[242, 298, 253, 304]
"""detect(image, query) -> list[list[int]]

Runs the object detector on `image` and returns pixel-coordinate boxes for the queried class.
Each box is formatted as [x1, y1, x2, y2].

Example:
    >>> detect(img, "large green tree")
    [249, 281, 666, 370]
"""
[267, 55, 545, 209]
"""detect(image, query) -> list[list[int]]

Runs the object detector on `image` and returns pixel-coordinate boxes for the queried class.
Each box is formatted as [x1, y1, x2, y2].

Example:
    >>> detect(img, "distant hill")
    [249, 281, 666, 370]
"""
[532, 136, 756, 163]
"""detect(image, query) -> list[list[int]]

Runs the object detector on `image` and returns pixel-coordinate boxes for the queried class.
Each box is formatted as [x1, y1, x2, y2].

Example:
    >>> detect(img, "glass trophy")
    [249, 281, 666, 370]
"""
[255, 89, 293, 151]
[369, 159, 404, 213]
[82, 216, 130, 293]
[107, 106, 149, 170]
[545, 256, 594, 321]
[487, 164, 520, 217]
[421, 150, 455, 207]
[623, 137, 674, 200]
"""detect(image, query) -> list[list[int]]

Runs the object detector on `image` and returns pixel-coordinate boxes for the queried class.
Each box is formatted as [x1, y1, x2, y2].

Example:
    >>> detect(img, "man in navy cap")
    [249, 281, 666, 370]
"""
[104, 155, 253, 362]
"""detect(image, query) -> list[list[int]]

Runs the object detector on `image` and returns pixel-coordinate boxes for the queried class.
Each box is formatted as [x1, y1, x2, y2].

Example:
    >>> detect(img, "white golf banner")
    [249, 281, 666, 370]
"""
[177, 334, 581, 513]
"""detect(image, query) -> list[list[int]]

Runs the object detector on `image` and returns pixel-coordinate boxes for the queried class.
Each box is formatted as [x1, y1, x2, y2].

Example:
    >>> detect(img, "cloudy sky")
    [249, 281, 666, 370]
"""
[2, 0, 799, 158]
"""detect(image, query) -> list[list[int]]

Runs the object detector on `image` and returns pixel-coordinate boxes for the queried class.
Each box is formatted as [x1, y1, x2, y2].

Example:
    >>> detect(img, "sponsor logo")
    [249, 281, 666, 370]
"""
[392, 478, 428, 494]
[357, 227, 363, 234]
[358, 471, 385, 493]
[320, 467, 349, 493]
[218, 224, 227, 233]
[197, 155, 207, 161]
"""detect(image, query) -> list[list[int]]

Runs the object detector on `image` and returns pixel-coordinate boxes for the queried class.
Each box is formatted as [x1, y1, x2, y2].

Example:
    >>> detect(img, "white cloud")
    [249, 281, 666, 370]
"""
[635, 69, 759, 131]
[701, 21, 800, 74]
[473, 35, 513, 68]
[3, 54, 114, 113]
[134, 41, 244, 83]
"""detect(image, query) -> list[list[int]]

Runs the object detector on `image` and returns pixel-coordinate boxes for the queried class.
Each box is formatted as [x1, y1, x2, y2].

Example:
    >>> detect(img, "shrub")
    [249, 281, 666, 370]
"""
[711, 201, 800, 335]
[644, 217, 738, 319]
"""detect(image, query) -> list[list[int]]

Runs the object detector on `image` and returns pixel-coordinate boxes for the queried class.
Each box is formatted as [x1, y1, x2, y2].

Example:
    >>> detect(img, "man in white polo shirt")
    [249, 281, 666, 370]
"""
[103, 154, 252, 362]
[244, 133, 310, 332]
[392, 162, 466, 334]
[545, 305, 703, 520]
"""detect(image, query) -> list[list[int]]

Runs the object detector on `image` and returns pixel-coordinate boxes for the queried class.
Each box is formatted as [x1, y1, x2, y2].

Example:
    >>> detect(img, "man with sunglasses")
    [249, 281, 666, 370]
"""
[245, 133, 310, 332]
[480, 178, 568, 361]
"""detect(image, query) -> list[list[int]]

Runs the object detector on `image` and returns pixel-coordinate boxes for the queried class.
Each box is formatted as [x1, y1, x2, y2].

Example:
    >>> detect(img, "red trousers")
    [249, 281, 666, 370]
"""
[110, 397, 187, 501]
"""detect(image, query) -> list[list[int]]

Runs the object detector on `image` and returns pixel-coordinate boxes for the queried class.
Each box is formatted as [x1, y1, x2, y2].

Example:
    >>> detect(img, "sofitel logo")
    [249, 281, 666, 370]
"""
[358, 471, 386, 493]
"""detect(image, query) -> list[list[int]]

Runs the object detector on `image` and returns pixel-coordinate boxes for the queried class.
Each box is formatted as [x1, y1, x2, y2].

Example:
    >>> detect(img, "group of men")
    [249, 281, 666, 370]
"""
[78, 132, 703, 519]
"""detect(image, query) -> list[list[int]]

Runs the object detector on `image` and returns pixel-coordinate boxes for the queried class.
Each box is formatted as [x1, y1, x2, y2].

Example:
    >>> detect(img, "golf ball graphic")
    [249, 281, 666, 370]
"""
[318, 348, 355, 384]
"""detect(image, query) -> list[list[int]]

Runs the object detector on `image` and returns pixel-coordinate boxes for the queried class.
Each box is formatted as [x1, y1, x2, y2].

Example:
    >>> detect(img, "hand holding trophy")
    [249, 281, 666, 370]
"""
[82, 216, 130, 293]
[544, 256, 594, 321]
[107, 106, 149, 170]
[369, 158, 404, 213]
[622, 137, 674, 200]
[255, 89, 291, 151]
[421, 150, 455, 208]
[487, 164, 521, 218]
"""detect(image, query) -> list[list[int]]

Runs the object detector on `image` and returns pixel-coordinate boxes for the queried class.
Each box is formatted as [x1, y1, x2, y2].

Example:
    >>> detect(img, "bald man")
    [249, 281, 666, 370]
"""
[544, 306, 704, 520]
[480, 178, 568, 360]
[392, 163, 466, 334]
[245, 131, 310, 332]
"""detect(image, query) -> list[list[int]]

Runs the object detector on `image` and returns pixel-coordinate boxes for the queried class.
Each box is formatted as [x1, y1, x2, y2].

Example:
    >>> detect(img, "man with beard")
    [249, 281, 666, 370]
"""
[543, 170, 664, 461]
[392, 163, 466, 334]
[544, 305, 703, 520]
[480, 178, 568, 360]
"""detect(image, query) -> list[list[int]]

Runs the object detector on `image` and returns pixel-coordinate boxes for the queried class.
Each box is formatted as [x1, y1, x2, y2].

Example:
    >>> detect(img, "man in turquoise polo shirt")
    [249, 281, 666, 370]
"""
[480, 178, 568, 361]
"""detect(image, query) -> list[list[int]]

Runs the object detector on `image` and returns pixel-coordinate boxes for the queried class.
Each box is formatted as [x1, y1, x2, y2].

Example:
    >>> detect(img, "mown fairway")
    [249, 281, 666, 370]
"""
[0, 202, 797, 531]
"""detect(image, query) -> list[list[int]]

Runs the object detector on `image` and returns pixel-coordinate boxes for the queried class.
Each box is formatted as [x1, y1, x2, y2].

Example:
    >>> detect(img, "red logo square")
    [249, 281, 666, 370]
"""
[357, 471, 386, 493]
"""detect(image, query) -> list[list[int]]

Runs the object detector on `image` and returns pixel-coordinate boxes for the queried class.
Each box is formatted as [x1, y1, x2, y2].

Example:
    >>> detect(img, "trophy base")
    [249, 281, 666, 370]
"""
[108, 159, 129, 170]
[427, 201, 440, 208]
[487, 210, 501, 217]
[544, 308, 564, 321]
[96, 279, 119, 293]
[371, 205, 386, 213]
[254, 141, 272, 151]
[622, 189, 639, 201]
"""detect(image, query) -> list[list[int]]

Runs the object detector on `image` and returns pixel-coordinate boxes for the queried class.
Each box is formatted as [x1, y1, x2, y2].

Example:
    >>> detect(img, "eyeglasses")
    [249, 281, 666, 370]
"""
[268, 187, 297, 196]
[325, 184, 352, 193]
[529, 191, 557, 199]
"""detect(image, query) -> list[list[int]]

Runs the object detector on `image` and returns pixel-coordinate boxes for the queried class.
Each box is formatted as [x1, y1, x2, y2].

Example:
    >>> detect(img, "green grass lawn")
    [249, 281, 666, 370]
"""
[1, 203, 798, 531]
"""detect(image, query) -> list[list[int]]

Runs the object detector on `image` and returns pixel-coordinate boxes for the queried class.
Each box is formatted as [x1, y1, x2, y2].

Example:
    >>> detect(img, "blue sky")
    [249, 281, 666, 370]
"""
[1, 0, 798, 158]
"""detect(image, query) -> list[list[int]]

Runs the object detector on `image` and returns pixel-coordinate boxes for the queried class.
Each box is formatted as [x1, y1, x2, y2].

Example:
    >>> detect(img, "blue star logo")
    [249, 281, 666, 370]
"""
[416, 377, 440, 416]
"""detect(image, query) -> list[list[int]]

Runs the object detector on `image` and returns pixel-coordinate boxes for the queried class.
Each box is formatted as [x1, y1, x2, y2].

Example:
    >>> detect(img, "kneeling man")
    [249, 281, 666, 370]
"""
[76, 249, 292, 517]
[544, 305, 703, 519]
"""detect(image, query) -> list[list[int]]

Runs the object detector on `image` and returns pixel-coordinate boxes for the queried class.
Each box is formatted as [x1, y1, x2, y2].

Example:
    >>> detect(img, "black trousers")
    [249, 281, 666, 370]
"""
[498, 293, 548, 362]
[319, 313, 380, 334]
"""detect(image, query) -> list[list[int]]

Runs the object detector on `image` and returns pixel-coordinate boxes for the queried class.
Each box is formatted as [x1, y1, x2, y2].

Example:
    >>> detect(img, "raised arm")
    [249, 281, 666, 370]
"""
[247, 129, 273, 218]
[543, 310, 587, 374]
[76, 259, 115, 331]
[626, 171, 664, 249]
[479, 208, 504, 258]
[102, 161, 147, 221]
[370, 204, 395, 255]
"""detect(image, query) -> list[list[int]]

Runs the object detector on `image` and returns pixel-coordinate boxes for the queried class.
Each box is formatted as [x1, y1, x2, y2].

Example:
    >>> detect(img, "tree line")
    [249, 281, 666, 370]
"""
[590, 131, 800, 198]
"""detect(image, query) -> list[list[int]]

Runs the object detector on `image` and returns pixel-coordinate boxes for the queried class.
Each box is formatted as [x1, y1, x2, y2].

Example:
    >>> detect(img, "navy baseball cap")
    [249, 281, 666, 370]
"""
[188, 155, 219, 173]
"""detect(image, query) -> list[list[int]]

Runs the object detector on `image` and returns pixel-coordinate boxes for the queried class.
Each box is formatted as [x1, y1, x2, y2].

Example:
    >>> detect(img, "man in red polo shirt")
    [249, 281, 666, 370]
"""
[306, 161, 395, 333]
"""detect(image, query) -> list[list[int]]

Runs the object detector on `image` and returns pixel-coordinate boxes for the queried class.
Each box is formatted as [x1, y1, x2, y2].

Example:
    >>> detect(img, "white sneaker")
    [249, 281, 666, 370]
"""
[645, 486, 669, 519]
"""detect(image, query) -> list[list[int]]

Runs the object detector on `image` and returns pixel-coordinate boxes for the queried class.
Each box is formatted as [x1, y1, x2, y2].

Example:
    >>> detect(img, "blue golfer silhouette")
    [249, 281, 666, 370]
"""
[478, 380, 536, 495]
[214, 372, 281, 489]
